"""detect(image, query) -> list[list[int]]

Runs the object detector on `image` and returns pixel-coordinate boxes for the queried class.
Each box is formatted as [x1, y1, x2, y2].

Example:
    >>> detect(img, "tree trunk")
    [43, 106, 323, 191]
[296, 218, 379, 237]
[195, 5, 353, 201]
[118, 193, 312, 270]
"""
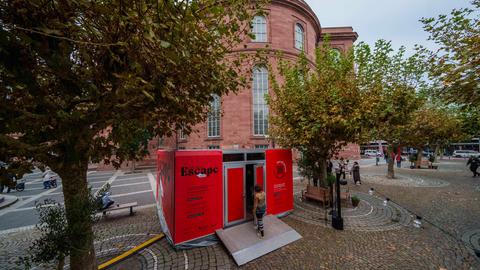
[434, 145, 440, 162]
[317, 156, 327, 188]
[387, 154, 395, 178]
[58, 159, 97, 270]
[416, 149, 423, 168]
[57, 256, 65, 270]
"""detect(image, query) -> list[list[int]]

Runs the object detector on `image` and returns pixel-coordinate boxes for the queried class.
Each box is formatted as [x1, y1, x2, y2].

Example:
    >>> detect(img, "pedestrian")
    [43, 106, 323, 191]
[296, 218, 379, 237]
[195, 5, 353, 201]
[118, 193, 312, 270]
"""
[396, 152, 402, 168]
[253, 185, 266, 238]
[384, 150, 388, 163]
[327, 160, 333, 175]
[101, 192, 115, 209]
[0, 165, 7, 193]
[344, 159, 350, 180]
[467, 157, 479, 177]
[334, 157, 342, 180]
[339, 157, 346, 180]
[375, 153, 380, 166]
[352, 161, 361, 185]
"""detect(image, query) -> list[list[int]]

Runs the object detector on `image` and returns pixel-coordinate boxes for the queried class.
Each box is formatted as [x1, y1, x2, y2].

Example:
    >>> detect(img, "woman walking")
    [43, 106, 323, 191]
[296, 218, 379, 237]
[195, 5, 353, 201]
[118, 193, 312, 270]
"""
[352, 161, 361, 185]
[253, 185, 266, 238]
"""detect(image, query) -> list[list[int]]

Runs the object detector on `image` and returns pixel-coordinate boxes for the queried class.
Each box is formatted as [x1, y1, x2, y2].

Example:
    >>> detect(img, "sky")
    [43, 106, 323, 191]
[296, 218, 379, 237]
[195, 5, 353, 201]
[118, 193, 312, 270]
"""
[305, 0, 473, 54]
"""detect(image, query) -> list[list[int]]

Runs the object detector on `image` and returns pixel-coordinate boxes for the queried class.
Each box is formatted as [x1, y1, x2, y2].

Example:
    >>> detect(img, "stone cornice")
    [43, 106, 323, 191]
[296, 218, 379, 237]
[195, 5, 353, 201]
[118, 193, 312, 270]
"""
[271, 0, 322, 43]
[321, 27, 359, 42]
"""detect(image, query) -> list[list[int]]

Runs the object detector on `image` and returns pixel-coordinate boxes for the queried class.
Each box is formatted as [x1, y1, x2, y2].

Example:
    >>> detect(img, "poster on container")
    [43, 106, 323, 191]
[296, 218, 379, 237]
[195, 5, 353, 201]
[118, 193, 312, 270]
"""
[266, 149, 293, 215]
[157, 150, 175, 240]
[174, 151, 223, 244]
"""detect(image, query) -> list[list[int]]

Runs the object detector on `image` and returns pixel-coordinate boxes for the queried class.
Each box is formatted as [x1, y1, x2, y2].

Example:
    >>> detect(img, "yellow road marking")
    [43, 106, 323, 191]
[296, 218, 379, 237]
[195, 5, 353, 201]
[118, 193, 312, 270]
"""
[98, 233, 165, 269]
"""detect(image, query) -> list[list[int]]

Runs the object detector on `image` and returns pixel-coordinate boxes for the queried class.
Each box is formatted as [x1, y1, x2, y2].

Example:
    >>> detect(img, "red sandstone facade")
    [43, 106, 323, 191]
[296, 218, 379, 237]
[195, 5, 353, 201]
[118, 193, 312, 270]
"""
[160, 0, 360, 161]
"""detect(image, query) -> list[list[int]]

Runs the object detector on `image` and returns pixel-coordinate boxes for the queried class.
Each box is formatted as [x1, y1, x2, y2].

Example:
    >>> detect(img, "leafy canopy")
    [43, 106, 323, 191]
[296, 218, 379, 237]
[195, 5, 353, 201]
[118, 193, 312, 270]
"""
[355, 40, 427, 146]
[0, 0, 265, 169]
[268, 41, 365, 159]
[419, 0, 480, 108]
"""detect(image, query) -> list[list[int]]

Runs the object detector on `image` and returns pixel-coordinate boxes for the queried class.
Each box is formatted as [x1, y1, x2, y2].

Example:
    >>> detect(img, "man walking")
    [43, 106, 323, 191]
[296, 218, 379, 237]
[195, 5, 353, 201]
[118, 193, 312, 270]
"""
[467, 157, 479, 177]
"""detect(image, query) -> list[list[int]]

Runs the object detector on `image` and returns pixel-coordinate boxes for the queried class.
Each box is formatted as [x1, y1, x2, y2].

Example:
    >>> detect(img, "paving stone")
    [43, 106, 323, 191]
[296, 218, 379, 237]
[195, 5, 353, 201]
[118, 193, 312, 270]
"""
[1, 160, 480, 269]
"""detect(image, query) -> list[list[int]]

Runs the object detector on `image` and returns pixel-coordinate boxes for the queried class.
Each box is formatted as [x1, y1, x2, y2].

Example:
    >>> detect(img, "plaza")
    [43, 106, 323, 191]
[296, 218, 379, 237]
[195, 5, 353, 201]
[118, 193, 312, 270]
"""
[1, 159, 479, 269]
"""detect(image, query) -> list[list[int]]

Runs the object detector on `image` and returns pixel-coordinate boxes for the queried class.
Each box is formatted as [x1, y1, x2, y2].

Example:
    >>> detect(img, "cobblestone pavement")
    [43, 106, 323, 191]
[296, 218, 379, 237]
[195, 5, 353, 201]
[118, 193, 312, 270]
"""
[362, 173, 450, 187]
[1, 159, 479, 269]
[292, 192, 413, 231]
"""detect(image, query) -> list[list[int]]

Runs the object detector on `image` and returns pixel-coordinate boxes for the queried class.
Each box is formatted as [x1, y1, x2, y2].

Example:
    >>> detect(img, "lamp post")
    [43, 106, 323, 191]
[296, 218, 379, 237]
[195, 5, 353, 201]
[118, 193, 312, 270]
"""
[332, 173, 347, 230]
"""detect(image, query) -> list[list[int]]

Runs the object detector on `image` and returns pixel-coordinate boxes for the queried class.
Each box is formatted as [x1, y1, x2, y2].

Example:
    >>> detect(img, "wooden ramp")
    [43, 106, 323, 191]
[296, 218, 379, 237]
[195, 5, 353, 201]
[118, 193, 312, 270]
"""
[216, 215, 301, 266]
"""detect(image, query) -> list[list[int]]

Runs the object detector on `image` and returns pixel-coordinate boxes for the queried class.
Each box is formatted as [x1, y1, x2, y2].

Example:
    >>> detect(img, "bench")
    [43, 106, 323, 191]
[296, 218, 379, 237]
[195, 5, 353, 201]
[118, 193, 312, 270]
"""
[102, 202, 138, 216]
[339, 188, 351, 207]
[302, 185, 330, 208]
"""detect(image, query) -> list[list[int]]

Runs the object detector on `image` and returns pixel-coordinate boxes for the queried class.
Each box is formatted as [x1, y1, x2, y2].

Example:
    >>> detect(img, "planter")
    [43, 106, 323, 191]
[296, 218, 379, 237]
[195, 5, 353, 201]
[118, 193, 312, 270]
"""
[351, 198, 360, 207]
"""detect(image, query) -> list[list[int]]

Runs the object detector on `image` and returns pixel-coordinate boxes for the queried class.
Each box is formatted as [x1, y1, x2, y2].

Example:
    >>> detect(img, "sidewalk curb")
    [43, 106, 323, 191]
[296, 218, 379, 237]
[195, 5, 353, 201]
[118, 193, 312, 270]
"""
[0, 195, 18, 210]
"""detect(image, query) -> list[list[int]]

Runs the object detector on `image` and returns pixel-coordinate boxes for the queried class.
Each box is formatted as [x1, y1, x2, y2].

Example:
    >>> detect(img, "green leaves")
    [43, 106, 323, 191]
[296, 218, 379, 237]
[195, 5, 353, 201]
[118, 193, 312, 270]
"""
[1, 0, 268, 267]
[268, 39, 364, 162]
[419, 0, 480, 109]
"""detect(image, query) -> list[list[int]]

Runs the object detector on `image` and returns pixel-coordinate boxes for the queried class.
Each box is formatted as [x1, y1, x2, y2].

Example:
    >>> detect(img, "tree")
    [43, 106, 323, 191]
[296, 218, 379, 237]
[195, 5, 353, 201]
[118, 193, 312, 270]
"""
[0, 0, 265, 268]
[419, 0, 480, 108]
[268, 41, 367, 187]
[355, 40, 427, 178]
[405, 104, 463, 167]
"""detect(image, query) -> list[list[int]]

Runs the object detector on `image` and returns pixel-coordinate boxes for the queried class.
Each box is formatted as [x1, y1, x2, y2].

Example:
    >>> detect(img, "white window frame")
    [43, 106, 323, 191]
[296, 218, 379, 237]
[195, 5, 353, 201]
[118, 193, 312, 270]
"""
[251, 15, 267, 42]
[295, 23, 305, 50]
[252, 66, 269, 136]
[255, 144, 269, 150]
[179, 129, 187, 140]
[207, 95, 221, 138]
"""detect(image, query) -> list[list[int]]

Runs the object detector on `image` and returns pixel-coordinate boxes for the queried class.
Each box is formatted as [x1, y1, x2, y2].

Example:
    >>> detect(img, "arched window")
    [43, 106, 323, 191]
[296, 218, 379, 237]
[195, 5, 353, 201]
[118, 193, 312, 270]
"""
[295, 23, 305, 50]
[251, 16, 267, 42]
[252, 66, 269, 136]
[207, 95, 221, 137]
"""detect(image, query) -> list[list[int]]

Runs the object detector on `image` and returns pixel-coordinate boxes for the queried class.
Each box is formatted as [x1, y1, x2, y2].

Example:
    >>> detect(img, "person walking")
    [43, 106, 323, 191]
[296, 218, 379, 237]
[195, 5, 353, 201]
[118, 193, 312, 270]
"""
[0, 165, 8, 193]
[344, 159, 350, 180]
[467, 157, 479, 177]
[327, 160, 333, 175]
[253, 185, 266, 238]
[339, 157, 346, 180]
[352, 161, 361, 185]
[396, 153, 402, 168]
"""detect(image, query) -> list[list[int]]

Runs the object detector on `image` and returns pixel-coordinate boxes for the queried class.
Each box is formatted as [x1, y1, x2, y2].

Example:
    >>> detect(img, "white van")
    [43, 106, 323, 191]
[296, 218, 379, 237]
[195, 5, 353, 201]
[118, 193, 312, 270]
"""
[453, 150, 480, 158]
[364, 150, 379, 157]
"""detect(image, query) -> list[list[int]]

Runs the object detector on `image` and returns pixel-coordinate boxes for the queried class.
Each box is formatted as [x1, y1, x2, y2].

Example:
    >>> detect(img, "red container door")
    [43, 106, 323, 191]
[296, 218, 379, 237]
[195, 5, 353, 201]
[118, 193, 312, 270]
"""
[266, 149, 293, 215]
[226, 167, 245, 224]
[255, 165, 264, 190]
[173, 151, 223, 245]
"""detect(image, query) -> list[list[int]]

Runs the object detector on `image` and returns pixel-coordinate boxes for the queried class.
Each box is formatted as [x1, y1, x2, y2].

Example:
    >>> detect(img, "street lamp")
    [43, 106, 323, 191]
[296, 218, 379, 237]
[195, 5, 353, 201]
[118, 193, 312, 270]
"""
[332, 175, 348, 230]
[413, 215, 422, 228]
[383, 197, 390, 206]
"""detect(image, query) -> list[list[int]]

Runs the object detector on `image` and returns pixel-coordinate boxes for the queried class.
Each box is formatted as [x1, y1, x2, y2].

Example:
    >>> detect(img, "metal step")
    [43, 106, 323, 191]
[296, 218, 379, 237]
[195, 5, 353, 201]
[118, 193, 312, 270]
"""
[216, 215, 301, 266]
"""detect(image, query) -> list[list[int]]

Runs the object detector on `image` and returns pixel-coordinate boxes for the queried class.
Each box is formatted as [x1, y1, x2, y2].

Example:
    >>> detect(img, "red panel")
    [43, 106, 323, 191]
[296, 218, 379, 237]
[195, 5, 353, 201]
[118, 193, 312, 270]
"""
[157, 150, 175, 241]
[256, 166, 264, 189]
[266, 149, 293, 215]
[174, 151, 223, 244]
[227, 167, 244, 223]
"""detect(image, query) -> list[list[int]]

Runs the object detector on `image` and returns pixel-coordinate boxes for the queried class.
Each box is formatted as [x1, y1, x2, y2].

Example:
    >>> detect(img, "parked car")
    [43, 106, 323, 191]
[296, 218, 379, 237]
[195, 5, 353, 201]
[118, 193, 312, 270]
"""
[364, 150, 379, 157]
[422, 151, 434, 157]
[453, 150, 480, 158]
